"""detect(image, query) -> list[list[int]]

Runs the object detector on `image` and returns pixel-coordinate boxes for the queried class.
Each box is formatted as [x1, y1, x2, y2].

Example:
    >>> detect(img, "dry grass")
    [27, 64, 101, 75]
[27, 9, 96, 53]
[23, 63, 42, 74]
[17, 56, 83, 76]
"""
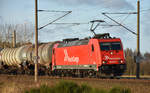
[0, 75, 149, 93]
[121, 75, 150, 78]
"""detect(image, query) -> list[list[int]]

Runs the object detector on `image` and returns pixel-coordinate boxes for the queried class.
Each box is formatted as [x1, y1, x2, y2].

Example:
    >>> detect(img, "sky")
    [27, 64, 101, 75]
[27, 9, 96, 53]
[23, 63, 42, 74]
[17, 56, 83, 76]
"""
[0, 0, 150, 53]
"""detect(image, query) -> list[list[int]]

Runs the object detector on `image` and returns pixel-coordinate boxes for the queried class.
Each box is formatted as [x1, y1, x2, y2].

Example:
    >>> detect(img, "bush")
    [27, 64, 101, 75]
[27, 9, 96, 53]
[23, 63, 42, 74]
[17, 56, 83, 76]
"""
[109, 87, 131, 93]
[25, 85, 51, 93]
[92, 88, 107, 93]
[53, 81, 80, 93]
[25, 81, 131, 93]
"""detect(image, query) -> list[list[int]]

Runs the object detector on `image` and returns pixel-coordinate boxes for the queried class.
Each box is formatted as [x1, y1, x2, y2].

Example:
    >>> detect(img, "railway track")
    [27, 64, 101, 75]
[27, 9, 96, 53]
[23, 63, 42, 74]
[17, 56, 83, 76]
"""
[0, 74, 150, 80]
[117, 76, 150, 80]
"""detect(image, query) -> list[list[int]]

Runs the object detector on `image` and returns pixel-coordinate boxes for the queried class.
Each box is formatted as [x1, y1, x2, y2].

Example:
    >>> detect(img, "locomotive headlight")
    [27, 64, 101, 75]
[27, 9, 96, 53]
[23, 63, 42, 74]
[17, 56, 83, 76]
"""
[110, 52, 113, 55]
[119, 60, 123, 63]
[102, 61, 107, 64]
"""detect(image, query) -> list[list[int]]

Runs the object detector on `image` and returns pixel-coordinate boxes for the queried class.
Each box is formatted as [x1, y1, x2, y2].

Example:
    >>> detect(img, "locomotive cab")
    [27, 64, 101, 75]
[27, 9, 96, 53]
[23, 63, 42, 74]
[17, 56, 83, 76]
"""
[98, 38, 126, 76]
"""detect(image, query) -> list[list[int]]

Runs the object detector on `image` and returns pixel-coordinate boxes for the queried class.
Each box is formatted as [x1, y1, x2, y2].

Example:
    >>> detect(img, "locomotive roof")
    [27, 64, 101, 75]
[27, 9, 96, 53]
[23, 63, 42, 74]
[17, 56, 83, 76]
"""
[57, 33, 120, 48]
[58, 39, 89, 48]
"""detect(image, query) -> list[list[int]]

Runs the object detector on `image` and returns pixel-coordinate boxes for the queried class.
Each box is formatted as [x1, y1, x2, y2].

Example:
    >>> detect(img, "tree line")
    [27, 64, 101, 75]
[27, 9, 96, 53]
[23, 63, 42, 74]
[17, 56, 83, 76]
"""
[124, 48, 150, 75]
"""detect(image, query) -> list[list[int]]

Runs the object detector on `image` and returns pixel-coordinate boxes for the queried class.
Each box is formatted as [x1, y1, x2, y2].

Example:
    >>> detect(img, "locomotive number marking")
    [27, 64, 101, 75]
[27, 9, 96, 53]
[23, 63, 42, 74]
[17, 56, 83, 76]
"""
[105, 56, 121, 60]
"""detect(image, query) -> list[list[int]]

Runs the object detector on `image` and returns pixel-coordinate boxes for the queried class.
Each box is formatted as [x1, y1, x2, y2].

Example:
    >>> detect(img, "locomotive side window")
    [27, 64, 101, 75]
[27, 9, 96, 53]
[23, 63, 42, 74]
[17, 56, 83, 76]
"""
[100, 42, 121, 51]
[91, 44, 94, 52]
[53, 49, 55, 54]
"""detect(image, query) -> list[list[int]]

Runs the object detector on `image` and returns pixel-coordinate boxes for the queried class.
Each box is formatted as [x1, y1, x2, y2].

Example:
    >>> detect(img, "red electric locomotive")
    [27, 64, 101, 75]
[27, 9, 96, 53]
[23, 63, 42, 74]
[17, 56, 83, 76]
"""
[51, 33, 126, 77]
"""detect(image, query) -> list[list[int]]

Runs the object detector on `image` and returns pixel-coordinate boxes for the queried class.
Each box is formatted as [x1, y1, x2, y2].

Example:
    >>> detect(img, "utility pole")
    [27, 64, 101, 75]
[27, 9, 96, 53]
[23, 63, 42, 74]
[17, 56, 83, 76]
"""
[34, 0, 38, 83]
[136, 0, 140, 79]
[12, 30, 16, 48]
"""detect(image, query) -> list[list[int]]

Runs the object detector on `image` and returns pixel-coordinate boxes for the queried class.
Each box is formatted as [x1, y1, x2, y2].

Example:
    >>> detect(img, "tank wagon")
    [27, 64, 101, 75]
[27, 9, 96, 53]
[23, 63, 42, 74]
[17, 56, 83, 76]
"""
[0, 43, 55, 75]
[0, 33, 126, 77]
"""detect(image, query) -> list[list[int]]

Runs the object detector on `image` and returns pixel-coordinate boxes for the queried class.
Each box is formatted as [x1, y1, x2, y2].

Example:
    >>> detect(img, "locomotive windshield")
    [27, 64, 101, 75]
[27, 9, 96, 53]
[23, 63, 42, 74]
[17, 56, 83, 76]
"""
[100, 42, 121, 51]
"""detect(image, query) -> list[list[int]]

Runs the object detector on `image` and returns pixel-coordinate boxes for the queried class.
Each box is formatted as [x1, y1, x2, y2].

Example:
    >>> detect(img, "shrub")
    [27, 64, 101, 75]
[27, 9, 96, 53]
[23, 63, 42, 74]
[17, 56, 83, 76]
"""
[53, 81, 80, 93]
[25, 85, 51, 93]
[25, 81, 131, 93]
[92, 88, 107, 93]
[109, 87, 131, 93]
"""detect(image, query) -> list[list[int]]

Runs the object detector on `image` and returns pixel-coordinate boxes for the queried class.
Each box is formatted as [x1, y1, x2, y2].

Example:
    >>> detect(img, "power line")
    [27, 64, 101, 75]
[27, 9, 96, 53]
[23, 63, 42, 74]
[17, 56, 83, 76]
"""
[120, 14, 131, 24]
[102, 13, 137, 35]
[49, 22, 89, 28]
[49, 22, 120, 27]
[39, 11, 72, 30]
[140, 8, 150, 12]
[51, 23, 88, 25]
[102, 12, 137, 14]
[38, 10, 71, 13]
[101, 8, 150, 15]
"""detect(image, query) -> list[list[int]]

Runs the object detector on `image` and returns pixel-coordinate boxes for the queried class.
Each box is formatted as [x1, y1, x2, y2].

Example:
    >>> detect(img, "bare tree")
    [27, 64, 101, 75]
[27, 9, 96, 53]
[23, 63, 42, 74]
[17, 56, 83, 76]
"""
[15, 23, 34, 44]
[0, 23, 34, 47]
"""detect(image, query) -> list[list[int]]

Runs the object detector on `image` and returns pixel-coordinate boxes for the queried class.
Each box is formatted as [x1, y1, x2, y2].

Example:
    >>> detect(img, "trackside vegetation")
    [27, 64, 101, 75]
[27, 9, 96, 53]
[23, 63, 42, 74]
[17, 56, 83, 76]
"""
[25, 81, 131, 93]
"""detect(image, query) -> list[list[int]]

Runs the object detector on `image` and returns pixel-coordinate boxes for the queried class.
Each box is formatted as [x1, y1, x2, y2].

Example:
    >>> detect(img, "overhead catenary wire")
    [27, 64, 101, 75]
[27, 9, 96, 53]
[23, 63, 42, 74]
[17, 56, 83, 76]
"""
[38, 10, 72, 26]
[47, 22, 119, 27]
[102, 12, 137, 14]
[140, 8, 150, 12]
[51, 23, 89, 25]
[38, 10, 72, 13]
[101, 8, 150, 15]
[102, 13, 137, 35]
[120, 14, 131, 24]
[38, 7, 150, 34]
[100, 9, 150, 30]
[39, 11, 72, 30]
[100, 8, 150, 29]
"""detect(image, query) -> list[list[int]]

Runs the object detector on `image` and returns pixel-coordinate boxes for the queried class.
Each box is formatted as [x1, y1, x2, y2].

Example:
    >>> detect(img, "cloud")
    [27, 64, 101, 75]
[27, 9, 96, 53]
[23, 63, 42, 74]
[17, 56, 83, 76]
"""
[51, 0, 134, 10]
[139, 12, 150, 53]
[38, 24, 92, 42]
[142, 12, 150, 36]
[39, 25, 75, 42]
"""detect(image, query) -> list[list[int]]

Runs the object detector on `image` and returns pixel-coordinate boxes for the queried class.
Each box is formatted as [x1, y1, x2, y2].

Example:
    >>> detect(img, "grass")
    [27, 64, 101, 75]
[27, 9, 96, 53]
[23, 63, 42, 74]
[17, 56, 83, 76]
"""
[0, 75, 149, 93]
[25, 81, 131, 93]
[121, 75, 150, 78]
[109, 87, 131, 93]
